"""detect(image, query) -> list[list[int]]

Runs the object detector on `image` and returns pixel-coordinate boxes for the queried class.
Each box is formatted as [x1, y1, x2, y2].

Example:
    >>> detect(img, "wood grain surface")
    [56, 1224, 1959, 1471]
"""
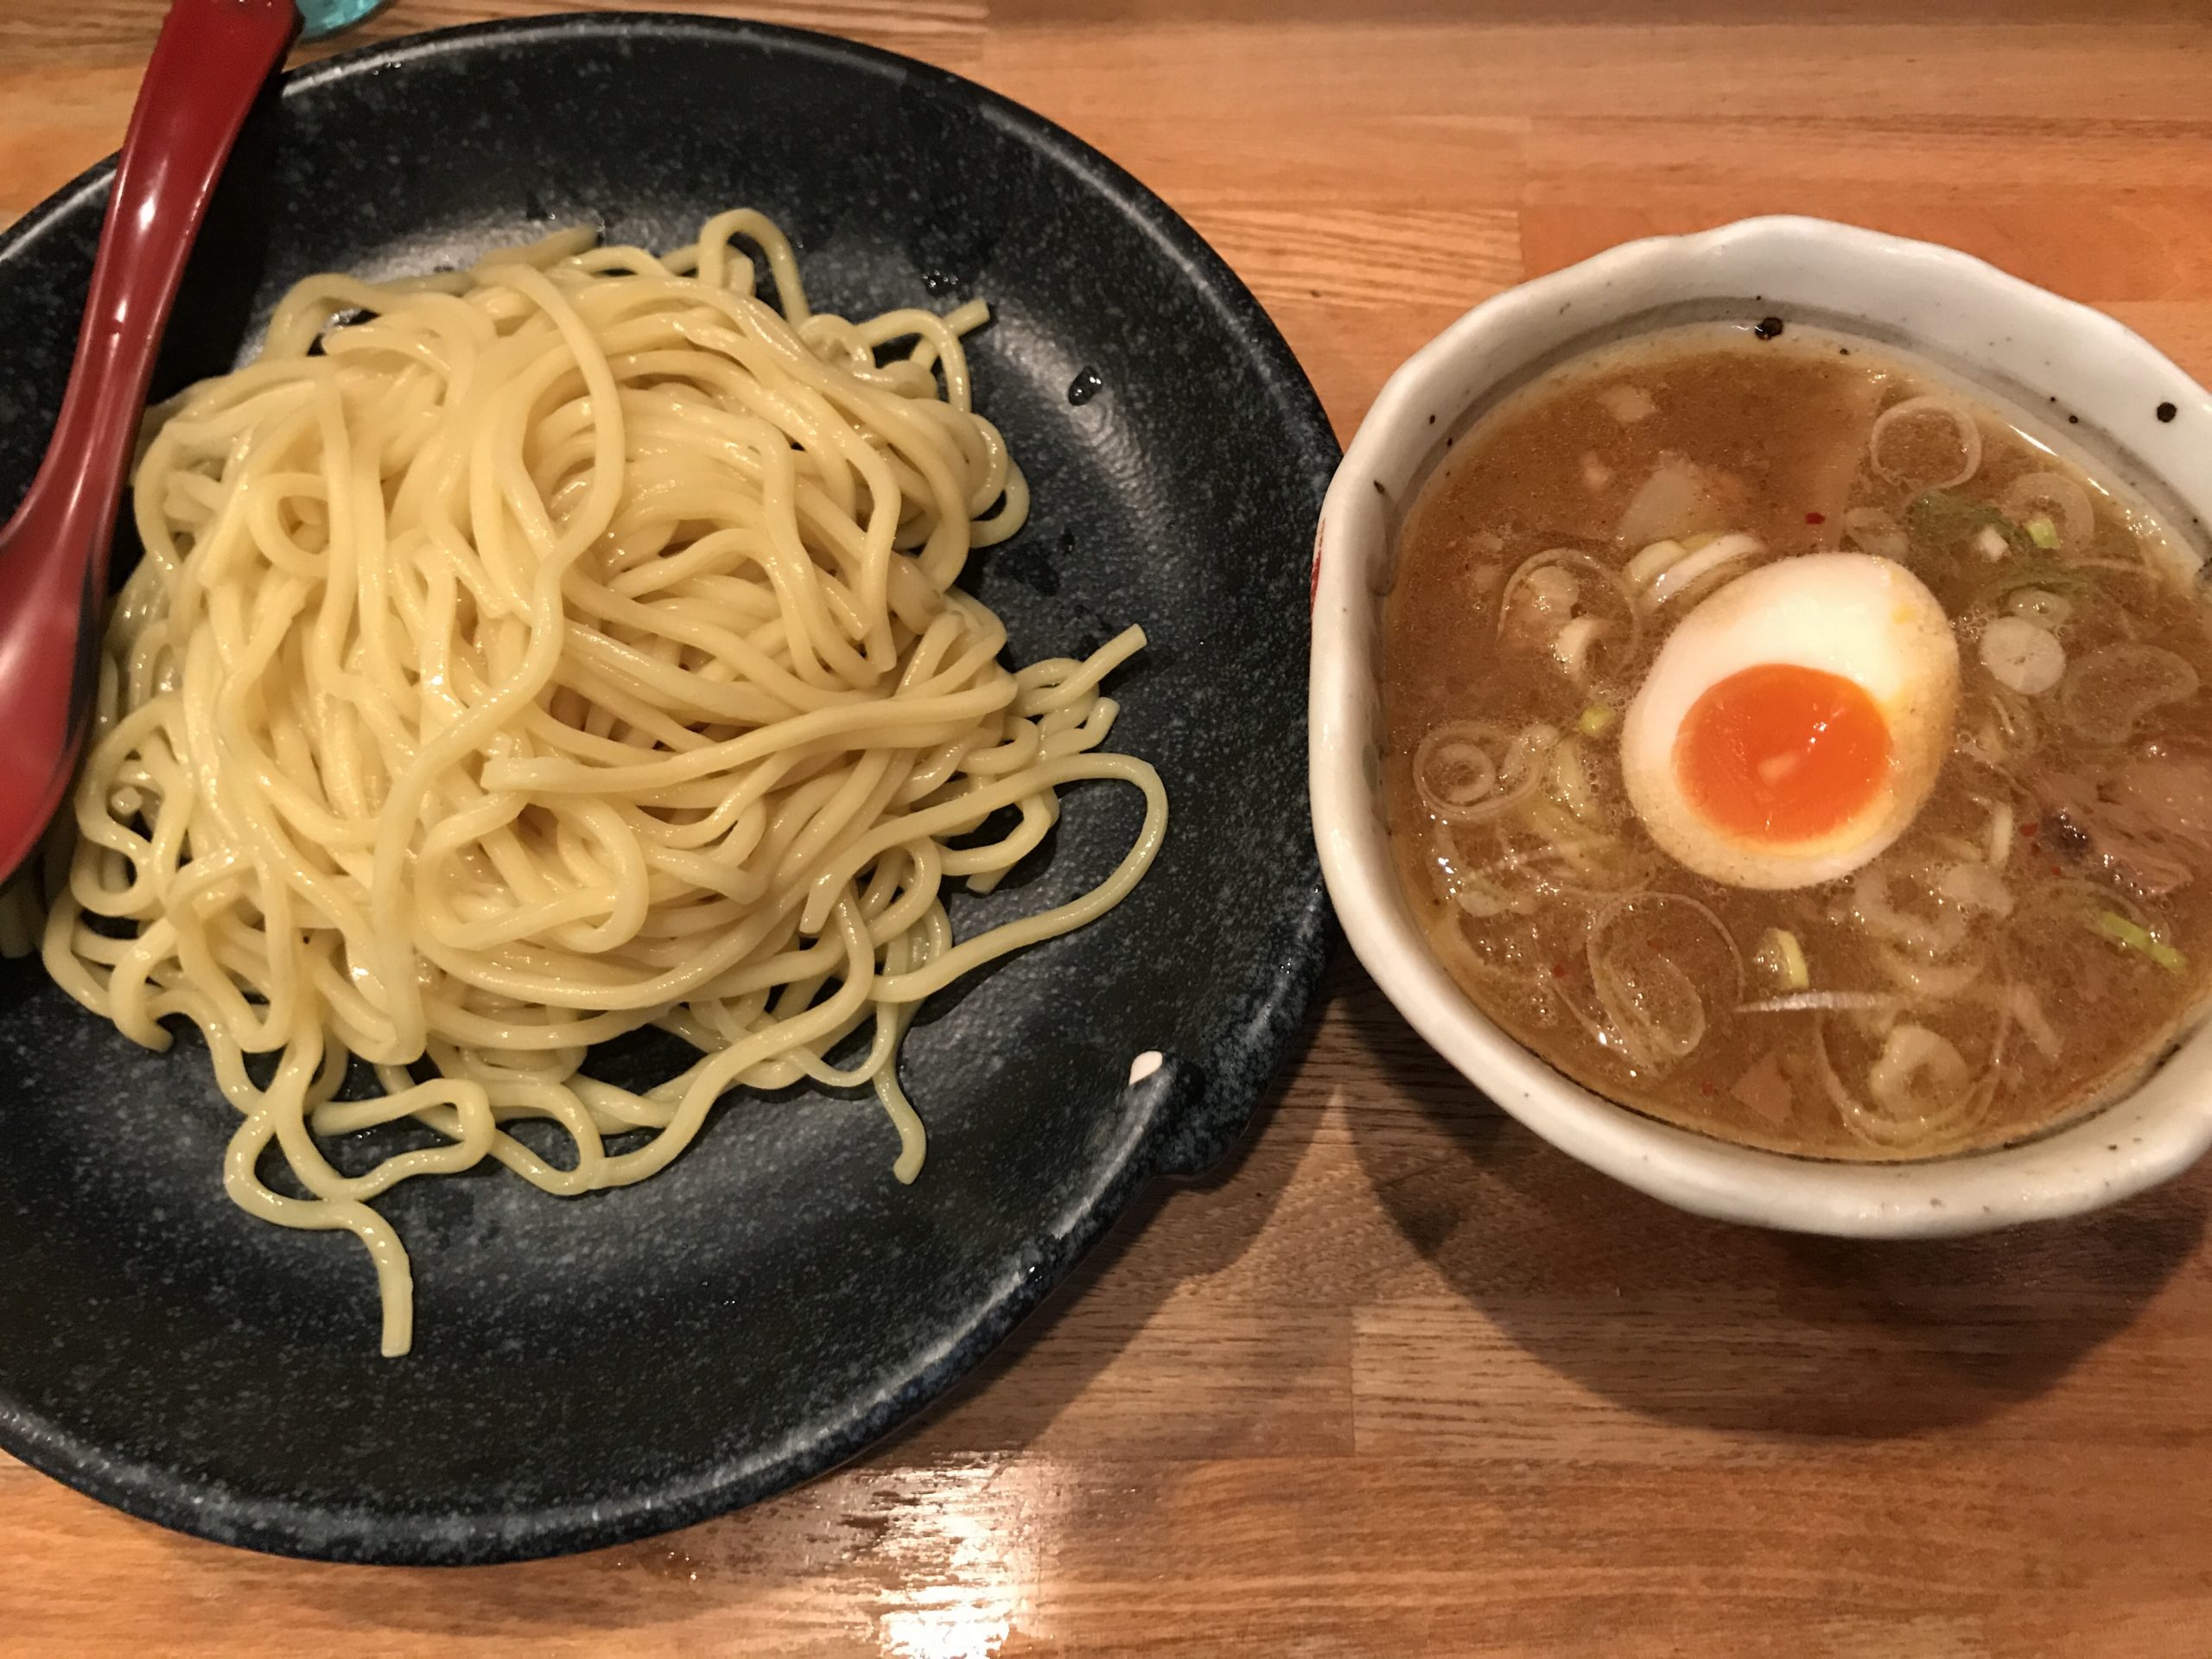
[7, 3, 2212, 1654]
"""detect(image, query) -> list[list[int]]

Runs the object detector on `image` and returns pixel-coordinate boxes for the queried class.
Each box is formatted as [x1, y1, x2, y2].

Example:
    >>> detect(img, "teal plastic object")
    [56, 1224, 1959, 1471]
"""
[297, 0, 392, 42]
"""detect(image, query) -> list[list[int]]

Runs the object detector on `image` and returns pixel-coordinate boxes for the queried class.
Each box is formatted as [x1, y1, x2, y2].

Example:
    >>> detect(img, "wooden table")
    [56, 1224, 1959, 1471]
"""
[7, 3, 2212, 1653]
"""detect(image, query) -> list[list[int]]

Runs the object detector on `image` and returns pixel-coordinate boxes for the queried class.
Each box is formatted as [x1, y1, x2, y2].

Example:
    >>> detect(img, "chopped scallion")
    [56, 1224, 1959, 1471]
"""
[2026, 515, 2060, 550]
[1756, 926, 1809, 991]
[1908, 488, 2034, 558]
[2094, 910, 2187, 973]
[1577, 703, 1617, 738]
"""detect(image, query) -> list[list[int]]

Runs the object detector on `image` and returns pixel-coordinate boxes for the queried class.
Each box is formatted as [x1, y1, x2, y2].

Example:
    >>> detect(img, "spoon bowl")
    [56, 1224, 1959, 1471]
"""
[0, 0, 385, 883]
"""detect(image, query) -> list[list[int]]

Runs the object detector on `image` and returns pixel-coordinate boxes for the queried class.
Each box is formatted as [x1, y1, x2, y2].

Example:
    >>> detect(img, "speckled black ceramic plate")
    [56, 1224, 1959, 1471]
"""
[0, 14, 1332, 1564]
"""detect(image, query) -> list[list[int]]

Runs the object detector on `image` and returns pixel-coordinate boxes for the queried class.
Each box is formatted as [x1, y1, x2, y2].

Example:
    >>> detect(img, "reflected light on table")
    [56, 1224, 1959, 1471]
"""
[871, 1456, 1065, 1658]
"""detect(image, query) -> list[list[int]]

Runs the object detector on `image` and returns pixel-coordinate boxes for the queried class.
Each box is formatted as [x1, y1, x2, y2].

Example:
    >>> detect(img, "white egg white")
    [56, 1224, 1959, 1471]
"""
[1620, 552, 1960, 889]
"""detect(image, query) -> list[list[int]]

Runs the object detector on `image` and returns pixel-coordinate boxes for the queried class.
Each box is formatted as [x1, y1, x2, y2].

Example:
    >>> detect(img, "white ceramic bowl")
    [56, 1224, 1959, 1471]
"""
[1311, 214, 2212, 1235]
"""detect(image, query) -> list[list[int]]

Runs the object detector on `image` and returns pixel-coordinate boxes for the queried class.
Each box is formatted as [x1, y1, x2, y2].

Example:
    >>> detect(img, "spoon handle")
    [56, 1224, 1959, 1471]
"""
[0, 0, 300, 876]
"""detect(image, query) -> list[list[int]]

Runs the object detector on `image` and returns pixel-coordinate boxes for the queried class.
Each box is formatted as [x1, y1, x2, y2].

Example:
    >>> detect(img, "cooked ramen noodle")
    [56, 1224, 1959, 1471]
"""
[1384, 321, 2212, 1160]
[18, 211, 1166, 1356]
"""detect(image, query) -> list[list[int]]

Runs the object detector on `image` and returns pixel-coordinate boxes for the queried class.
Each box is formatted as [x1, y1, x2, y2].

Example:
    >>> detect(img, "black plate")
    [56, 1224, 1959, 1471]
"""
[0, 14, 1332, 1563]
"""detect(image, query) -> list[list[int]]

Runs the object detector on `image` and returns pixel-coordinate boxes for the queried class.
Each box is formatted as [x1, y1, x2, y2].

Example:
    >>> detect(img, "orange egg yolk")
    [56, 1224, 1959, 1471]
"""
[1674, 663, 1891, 843]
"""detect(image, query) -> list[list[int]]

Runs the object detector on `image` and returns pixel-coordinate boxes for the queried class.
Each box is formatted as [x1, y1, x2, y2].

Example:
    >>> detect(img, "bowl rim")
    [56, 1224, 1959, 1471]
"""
[1312, 212, 2212, 1236]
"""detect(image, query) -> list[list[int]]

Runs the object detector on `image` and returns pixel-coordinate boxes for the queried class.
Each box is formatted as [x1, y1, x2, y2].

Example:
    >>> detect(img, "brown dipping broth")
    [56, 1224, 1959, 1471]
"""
[1381, 322, 2212, 1160]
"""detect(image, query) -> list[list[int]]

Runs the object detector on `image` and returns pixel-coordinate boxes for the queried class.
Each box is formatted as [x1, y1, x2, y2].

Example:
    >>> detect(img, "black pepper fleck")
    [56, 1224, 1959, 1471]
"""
[2047, 810, 2092, 855]
[1427, 413, 1436, 424]
[2158, 401, 2178, 423]
[1371, 479, 1384, 494]
[2068, 414, 2079, 423]
[1753, 315, 1784, 340]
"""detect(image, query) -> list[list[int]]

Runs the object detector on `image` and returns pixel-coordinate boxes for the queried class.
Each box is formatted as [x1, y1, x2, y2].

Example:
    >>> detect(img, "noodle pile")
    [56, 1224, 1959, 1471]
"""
[27, 211, 1166, 1355]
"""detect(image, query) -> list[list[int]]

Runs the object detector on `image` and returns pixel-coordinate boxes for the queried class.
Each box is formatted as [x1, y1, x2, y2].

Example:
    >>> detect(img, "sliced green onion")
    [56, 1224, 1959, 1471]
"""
[1577, 703, 1617, 738]
[2026, 515, 2060, 550]
[1908, 488, 2033, 558]
[1548, 735, 1603, 826]
[2094, 910, 2187, 973]
[1755, 926, 1809, 990]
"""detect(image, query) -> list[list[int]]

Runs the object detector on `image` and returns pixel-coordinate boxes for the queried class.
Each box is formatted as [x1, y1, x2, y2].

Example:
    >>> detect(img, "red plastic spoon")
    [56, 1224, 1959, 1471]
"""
[0, 0, 301, 882]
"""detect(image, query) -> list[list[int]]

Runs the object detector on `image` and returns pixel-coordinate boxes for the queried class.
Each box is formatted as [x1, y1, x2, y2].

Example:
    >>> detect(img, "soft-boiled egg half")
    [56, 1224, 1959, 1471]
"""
[1620, 552, 1959, 889]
